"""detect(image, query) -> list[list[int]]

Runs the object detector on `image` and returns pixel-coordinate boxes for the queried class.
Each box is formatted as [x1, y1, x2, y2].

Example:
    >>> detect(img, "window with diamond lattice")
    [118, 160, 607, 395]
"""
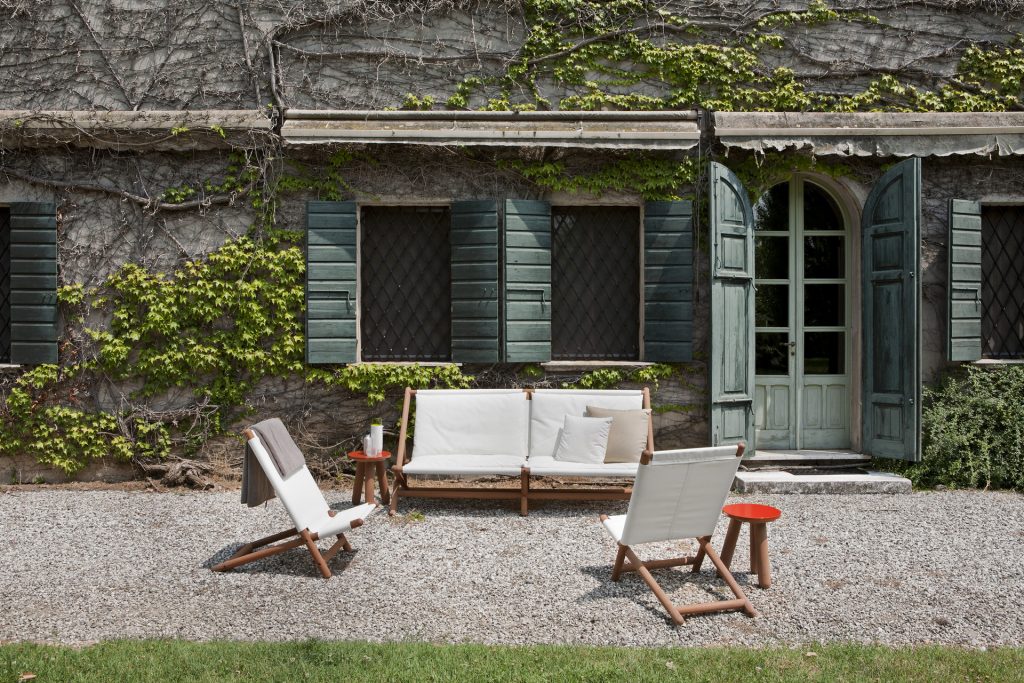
[551, 206, 640, 360]
[360, 206, 451, 361]
[981, 206, 1024, 359]
[0, 208, 9, 363]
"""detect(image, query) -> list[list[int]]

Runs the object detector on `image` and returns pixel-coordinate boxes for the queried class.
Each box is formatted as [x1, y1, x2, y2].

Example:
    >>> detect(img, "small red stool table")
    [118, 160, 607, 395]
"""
[347, 451, 391, 506]
[719, 503, 782, 589]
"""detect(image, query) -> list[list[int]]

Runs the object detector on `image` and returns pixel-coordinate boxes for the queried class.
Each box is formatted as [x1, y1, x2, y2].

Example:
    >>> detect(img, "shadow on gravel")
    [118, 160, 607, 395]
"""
[576, 563, 760, 625]
[201, 543, 359, 578]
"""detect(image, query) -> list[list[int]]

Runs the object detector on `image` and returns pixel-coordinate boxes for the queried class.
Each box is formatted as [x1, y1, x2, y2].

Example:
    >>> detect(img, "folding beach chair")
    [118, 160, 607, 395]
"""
[600, 444, 757, 624]
[213, 427, 376, 579]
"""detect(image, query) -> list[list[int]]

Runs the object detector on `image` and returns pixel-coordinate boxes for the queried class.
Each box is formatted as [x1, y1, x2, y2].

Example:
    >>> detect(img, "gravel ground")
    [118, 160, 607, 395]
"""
[0, 487, 1021, 647]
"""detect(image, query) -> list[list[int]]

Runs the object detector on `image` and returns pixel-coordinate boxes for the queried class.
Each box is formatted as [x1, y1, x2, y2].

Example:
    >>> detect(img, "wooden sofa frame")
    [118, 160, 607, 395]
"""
[389, 386, 653, 516]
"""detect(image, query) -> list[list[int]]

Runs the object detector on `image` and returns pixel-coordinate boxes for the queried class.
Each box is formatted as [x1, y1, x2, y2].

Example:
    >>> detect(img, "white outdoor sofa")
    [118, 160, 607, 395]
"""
[389, 387, 655, 515]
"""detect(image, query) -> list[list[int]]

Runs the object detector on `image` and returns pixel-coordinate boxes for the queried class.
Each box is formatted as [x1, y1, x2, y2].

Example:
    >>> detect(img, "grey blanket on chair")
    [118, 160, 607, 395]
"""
[241, 418, 306, 507]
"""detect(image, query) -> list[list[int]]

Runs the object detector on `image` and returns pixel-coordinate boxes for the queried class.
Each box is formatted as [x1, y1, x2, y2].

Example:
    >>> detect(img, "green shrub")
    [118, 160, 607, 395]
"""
[900, 365, 1024, 490]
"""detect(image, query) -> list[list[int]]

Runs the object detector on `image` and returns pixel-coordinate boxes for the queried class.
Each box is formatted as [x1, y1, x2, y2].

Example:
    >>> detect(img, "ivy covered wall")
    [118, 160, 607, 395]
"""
[1, 0, 1024, 483]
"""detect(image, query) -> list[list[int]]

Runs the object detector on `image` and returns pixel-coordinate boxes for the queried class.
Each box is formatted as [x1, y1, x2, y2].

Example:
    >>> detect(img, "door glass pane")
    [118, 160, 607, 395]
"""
[755, 236, 788, 278]
[804, 284, 845, 326]
[804, 183, 842, 231]
[804, 236, 844, 277]
[756, 333, 789, 375]
[804, 332, 844, 373]
[756, 284, 788, 327]
[754, 183, 789, 231]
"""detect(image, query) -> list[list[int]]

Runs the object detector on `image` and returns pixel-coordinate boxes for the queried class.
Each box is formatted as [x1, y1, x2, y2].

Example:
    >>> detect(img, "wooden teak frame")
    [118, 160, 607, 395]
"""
[600, 444, 757, 625]
[211, 428, 366, 579]
[600, 525, 758, 624]
[389, 387, 654, 516]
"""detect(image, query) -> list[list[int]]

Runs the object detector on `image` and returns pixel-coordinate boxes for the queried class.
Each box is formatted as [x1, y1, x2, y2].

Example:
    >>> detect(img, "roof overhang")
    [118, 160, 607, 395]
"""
[715, 112, 1024, 157]
[0, 110, 274, 151]
[282, 110, 701, 150]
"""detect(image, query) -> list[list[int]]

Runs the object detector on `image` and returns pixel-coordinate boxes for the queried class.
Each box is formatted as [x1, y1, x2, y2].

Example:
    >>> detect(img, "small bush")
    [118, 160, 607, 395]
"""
[900, 365, 1024, 490]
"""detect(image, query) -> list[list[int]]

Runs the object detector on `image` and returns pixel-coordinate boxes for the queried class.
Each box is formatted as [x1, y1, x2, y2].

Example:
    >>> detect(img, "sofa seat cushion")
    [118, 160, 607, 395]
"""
[530, 390, 644, 459]
[525, 456, 640, 478]
[413, 389, 529, 460]
[402, 453, 525, 477]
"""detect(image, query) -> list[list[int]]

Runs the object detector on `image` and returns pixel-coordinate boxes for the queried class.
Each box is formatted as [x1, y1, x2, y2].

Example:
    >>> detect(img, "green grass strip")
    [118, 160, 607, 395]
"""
[1, 641, 1021, 682]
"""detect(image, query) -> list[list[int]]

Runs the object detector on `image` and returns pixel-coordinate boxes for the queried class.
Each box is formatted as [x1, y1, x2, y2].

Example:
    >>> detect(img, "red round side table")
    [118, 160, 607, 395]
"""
[720, 503, 782, 589]
[347, 450, 391, 506]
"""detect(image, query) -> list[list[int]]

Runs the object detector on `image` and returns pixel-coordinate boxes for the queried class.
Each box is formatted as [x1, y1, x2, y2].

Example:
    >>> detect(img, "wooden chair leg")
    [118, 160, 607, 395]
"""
[701, 538, 758, 618]
[611, 543, 628, 581]
[211, 528, 304, 572]
[624, 546, 684, 625]
[691, 535, 708, 573]
[352, 463, 365, 506]
[322, 533, 353, 562]
[301, 529, 332, 579]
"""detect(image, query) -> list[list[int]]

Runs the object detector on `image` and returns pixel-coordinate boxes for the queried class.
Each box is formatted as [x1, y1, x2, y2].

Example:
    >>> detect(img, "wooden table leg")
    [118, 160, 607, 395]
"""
[719, 519, 742, 570]
[375, 461, 390, 505]
[363, 463, 376, 505]
[749, 522, 759, 575]
[351, 462, 365, 505]
[754, 523, 771, 588]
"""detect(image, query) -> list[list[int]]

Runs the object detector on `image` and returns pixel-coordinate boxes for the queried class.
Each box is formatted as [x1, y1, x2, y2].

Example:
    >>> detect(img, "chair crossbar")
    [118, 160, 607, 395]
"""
[606, 528, 758, 625]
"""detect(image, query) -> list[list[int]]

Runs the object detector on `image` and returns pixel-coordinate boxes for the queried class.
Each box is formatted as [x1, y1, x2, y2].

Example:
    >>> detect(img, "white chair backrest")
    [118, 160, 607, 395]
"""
[413, 389, 530, 459]
[619, 446, 742, 545]
[247, 433, 328, 532]
[529, 389, 644, 458]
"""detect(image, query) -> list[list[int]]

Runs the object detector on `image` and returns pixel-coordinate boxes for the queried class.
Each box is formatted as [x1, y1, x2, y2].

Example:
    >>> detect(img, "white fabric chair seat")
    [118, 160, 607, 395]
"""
[402, 454, 525, 476]
[602, 513, 627, 542]
[526, 456, 639, 478]
[308, 503, 377, 538]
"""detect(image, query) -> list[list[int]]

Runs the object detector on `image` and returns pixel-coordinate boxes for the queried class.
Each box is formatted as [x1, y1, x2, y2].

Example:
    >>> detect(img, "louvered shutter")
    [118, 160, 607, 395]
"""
[948, 199, 983, 362]
[861, 158, 921, 461]
[644, 200, 693, 361]
[709, 163, 755, 449]
[450, 200, 499, 362]
[306, 201, 357, 364]
[504, 199, 551, 362]
[9, 202, 57, 365]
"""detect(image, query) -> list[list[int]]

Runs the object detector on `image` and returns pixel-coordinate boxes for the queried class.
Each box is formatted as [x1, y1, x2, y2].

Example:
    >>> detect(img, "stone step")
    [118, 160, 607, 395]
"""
[744, 449, 871, 469]
[733, 469, 912, 494]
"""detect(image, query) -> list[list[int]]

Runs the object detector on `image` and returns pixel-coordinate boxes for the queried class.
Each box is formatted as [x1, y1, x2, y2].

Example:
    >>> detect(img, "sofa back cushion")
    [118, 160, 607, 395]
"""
[529, 390, 644, 459]
[413, 389, 529, 459]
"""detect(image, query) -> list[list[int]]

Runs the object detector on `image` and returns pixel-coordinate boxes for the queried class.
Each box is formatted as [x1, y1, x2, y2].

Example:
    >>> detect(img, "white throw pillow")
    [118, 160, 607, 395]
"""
[552, 415, 613, 464]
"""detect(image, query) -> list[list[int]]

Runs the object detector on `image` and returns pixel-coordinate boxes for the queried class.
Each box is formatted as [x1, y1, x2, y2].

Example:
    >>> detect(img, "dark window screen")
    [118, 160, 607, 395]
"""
[0, 208, 9, 363]
[981, 206, 1024, 359]
[360, 206, 451, 361]
[551, 206, 640, 360]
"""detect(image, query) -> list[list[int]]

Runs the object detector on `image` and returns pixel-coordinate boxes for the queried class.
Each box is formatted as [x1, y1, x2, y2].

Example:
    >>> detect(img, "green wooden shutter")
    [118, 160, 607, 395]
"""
[306, 201, 357, 364]
[504, 199, 551, 362]
[862, 158, 921, 461]
[9, 202, 57, 365]
[644, 200, 693, 361]
[451, 200, 499, 362]
[948, 199, 982, 362]
[709, 163, 755, 449]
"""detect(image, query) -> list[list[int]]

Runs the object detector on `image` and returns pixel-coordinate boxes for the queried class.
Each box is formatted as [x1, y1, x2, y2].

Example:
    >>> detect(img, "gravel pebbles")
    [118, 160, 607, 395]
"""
[0, 488, 1021, 647]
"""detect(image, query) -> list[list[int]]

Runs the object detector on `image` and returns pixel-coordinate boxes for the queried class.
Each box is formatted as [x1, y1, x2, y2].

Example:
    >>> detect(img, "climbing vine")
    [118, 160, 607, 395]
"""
[3, 0, 1024, 480]
[438, 0, 1024, 113]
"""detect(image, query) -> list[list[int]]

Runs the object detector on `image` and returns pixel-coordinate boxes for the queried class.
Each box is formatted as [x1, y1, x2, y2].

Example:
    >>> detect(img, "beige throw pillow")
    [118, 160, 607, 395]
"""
[585, 406, 651, 463]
